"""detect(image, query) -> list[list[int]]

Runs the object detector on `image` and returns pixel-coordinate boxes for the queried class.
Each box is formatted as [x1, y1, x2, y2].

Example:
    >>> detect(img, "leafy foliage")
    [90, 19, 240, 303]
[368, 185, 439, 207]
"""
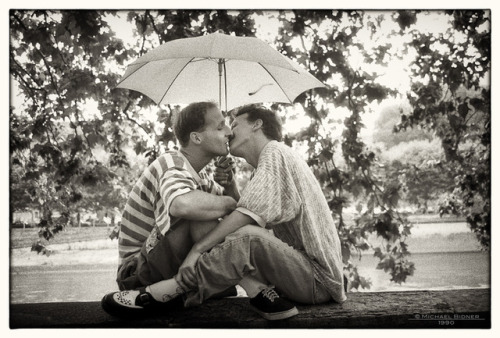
[273, 10, 418, 288]
[31, 240, 53, 256]
[396, 10, 490, 248]
[10, 10, 490, 288]
[372, 103, 434, 148]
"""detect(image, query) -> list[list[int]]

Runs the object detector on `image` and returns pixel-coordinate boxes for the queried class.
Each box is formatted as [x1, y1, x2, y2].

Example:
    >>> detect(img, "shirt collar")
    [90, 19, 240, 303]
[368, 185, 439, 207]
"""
[177, 151, 203, 184]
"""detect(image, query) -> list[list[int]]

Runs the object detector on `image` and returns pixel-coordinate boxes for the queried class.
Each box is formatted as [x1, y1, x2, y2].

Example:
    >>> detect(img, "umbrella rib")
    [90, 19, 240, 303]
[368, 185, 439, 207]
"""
[257, 63, 294, 103]
[116, 62, 149, 88]
[157, 57, 196, 105]
[129, 57, 209, 65]
[117, 58, 208, 89]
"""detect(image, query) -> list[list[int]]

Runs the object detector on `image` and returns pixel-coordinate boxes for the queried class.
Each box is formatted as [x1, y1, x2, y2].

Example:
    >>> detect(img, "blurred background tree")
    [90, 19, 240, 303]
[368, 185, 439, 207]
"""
[9, 9, 490, 289]
[397, 10, 490, 248]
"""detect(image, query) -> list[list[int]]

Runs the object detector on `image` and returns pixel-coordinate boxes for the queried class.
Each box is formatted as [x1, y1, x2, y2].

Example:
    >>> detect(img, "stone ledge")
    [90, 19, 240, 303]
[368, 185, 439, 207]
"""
[10, 288, 490, 329]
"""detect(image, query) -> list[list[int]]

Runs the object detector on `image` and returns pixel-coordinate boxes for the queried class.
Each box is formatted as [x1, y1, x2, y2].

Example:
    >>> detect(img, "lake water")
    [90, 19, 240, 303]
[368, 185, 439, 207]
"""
[10, 251, 490, 304]
[352, 251, 489, 292]
[9, 222, 491, 304]
[10, 264, 118, 304]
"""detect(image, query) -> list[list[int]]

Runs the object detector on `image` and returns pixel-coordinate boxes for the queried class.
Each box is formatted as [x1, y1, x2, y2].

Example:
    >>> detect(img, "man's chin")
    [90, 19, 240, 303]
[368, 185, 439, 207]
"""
[228, 147, 239, 157]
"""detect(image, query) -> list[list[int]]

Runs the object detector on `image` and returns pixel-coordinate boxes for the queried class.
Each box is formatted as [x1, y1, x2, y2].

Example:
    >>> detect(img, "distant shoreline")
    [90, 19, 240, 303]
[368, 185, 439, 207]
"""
[407, 214, 466, 224]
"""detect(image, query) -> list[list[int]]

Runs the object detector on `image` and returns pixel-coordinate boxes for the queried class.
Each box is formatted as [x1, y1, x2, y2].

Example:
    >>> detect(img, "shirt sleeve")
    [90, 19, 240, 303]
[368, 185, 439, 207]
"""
[159, 168, 197, 216]
[237, 148, 301, 227]
[235, 207, 266, 227]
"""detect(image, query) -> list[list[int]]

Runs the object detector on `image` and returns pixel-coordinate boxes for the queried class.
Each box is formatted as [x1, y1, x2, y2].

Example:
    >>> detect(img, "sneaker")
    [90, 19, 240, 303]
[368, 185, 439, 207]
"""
[101, 287, 182, 317]
[249, 287, 299, 320]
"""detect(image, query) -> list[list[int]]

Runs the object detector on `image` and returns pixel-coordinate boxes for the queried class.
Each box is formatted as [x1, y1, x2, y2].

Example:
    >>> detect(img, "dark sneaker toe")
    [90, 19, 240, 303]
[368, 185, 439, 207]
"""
[249, 287, 299, 320]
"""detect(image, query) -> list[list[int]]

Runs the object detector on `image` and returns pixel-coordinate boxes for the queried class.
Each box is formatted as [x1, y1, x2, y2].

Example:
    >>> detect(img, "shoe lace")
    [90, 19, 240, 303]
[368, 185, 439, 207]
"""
[262, 288, 279, 302]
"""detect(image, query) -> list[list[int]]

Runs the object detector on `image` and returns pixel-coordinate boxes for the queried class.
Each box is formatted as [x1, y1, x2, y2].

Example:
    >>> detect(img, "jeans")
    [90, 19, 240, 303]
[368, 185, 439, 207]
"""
[117, 219, 194, 290]
[185, 225, 332, 307]
[117, 220, 268, 296]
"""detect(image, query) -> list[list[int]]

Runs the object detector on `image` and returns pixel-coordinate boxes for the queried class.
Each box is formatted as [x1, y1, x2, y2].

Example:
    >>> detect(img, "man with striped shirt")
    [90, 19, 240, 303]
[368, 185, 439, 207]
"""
[116, 101, 238, 290]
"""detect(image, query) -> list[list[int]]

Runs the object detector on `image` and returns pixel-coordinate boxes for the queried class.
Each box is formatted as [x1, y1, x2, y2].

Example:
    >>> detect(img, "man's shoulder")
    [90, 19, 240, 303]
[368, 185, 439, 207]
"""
[263, 141, 296, 162]
[154, 151, 187, 170]
[263, 140, 284, 153]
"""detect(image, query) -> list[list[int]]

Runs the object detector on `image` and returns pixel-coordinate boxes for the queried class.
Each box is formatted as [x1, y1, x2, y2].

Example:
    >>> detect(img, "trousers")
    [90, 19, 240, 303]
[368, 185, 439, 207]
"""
[117, 220, 194, 290]
[185, 225, 332, 307]
[117, 220, 266, 295]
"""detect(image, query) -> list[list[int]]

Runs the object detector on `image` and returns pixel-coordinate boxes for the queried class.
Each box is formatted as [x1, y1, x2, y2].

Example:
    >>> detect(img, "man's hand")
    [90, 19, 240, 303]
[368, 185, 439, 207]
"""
[214, 156, 235, 187]
[176, 249, 202, 291]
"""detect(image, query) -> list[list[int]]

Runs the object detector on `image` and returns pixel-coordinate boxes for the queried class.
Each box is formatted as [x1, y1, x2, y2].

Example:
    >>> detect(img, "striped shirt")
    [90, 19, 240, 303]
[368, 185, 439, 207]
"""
[236, 141, 347, 303]
[118, 151, 223, 266]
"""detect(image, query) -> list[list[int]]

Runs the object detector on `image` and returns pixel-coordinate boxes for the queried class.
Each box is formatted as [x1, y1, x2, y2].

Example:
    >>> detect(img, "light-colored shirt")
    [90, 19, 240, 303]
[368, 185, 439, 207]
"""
[118, 151, 223, 265]
[236, 141, 347, 303]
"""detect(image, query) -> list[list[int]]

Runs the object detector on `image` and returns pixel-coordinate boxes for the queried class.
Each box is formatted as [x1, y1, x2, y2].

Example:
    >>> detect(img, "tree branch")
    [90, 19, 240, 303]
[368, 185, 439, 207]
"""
[145, 11, 164, 44]
[122, 102, 154, 140]
[10, 56, 44, 99]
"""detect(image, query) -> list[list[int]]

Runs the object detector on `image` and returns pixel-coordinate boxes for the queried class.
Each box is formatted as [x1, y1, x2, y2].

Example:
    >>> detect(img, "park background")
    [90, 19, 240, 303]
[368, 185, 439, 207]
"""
[7, 5, 492, 312]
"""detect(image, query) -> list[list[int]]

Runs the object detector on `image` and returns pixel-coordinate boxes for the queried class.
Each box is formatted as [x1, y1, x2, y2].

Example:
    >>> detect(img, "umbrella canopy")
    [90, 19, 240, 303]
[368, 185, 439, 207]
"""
[117, 31, 326, 111]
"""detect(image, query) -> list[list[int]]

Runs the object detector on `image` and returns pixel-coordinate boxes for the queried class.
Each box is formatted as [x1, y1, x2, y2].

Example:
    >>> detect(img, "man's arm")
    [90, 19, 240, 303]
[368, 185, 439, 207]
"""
[193, 209, 254, 253]
[170, 190, 237, 221]
[176, 210, 257, 289]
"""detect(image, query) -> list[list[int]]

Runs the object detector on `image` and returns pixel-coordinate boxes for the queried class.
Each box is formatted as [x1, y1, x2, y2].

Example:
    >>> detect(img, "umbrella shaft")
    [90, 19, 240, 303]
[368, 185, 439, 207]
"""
[219, 60, 222, 108]
[218, 59, 226, 112]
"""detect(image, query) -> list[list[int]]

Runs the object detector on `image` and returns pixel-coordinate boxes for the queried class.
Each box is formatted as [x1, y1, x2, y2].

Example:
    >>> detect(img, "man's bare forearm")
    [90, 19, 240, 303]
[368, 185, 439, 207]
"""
[192, 210, 255, 254]
[170, 190, 237, 221]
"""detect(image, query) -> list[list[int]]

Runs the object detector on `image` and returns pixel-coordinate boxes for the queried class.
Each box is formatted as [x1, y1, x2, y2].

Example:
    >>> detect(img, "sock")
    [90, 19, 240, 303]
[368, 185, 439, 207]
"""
[146, 277, 187, 303]
[238, 276, 270, 298]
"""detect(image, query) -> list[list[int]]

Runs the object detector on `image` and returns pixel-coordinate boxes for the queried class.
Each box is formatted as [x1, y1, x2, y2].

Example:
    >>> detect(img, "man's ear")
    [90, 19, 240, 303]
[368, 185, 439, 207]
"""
[252, 119, 263, 131]
[190, 132, 202, 145]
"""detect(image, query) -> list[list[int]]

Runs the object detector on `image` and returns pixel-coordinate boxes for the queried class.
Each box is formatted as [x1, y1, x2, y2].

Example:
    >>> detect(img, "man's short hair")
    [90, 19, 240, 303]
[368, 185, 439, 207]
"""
[234, 105, 283, 141]
[173, 101, 218, 147]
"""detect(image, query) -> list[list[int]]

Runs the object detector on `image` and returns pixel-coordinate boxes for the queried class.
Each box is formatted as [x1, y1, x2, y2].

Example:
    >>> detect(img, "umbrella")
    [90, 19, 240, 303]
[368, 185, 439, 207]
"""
[117, 31, 325, 111]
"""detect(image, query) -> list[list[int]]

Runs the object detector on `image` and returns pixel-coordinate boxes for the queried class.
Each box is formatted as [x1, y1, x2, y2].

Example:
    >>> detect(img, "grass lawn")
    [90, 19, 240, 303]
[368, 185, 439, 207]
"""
[10, 226, 114, 249]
